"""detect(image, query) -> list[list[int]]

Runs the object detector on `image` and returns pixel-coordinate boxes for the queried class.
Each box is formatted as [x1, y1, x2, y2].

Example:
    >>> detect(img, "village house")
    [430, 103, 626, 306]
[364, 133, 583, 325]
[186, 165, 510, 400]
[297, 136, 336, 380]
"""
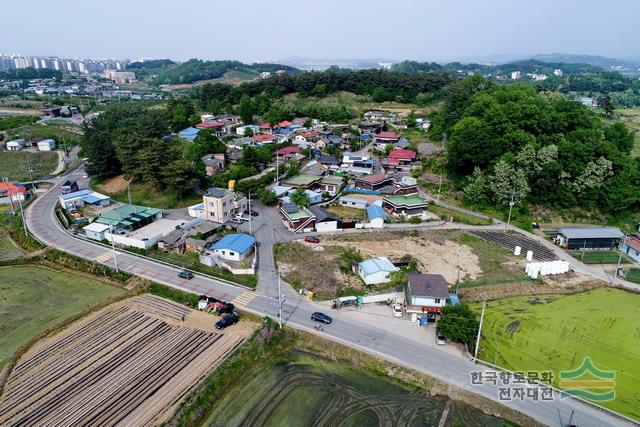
[251, 134, 277, 144]
[58, 189, 112, 209]
[201, 187, 247, 224]
[202, 154, 225, 176]
[382, 194, 428, 217]
[358, 257, 399, 285]
[236, 124, 260, 136]
[621, 234, 640, 264]
[354, 174, 394, 191]
[405, 273, 449, 321]
[373, 131, 401, 150]
[6, 139, 26, 151]
[195, 119, 227, 137]
[210, 233, 256, 262]
[37, 139, 56, 151]
[301, 160, 328, 176]
[366, 204, 387, 229]
[339, 195, 369, 210]
[280, 202, 316, 233]
[0, 181, 28, 204]
[275, 146, 301, 159]
[341, 154, 374, 175]
[309, 205, 340, 233]
[318, 175, 343, 196]
[282, 174, 322, 189]
[178, 127, 199, 142]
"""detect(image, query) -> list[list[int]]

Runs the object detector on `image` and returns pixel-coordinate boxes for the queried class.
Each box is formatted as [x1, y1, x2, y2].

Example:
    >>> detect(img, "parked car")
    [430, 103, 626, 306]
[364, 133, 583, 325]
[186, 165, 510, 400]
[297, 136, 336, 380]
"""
[215, 312, 240, 330]
[435, 329, 447, 345]
[197, 295, 208, 310]
[311, 312, 332, 324]
[304, 236, 320, 244]
[392, 303, 403, 317]
[250, 210, 259, 217]
[178, 271, 194, 280]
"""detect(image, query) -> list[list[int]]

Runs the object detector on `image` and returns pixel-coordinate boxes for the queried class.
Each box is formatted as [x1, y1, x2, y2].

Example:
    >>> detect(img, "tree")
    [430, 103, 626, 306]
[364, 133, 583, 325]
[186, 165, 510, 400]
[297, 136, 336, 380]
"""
[604, 122, 634, 153]
[259, 189, 278, 205]
[437, 304, 479, 344]
[489, 160, 530, 208]
[168, 97, 195, 132]
[599, 95, 615, 118]
[290, 187, 310, 207]
[238, 95, 255, 124]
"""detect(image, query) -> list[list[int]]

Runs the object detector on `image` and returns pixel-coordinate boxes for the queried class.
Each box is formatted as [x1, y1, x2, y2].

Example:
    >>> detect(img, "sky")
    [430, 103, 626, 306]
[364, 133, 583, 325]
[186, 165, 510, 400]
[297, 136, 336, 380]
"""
[1, 0, 638, 63]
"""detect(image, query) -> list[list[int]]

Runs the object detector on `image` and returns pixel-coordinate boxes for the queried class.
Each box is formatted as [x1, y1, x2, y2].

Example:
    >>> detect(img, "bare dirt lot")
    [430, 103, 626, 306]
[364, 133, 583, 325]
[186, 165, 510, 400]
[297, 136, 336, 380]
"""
[95, 174, 128, 194]
[0, 294, 251, 426]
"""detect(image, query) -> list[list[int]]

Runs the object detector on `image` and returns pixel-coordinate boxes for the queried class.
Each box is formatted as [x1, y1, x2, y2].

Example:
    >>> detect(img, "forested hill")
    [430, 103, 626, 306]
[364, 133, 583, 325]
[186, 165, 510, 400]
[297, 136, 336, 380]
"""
[151, 59, 299, 85]
[427, 76, 640, 216]
[392, 59, 603, 76]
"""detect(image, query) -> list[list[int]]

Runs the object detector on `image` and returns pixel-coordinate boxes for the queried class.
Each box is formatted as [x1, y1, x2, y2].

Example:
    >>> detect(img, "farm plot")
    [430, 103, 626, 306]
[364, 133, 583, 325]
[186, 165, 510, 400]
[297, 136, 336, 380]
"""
[470, 231, 557, 261]
[0, 233, 23, 260]
[473, 288, 640, 420]
[0, 294, 249, 426]
[203, 350, 515, 427]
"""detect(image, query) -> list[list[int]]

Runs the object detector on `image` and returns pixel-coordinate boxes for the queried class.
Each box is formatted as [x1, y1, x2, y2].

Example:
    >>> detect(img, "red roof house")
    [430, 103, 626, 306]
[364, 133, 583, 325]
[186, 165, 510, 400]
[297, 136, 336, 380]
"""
[375, 131, 401, 140]
[195, 119, 225, 129]
[277, 120, 293, 128]
[275, 146, 301, 156]
[251, 134, 276, 144]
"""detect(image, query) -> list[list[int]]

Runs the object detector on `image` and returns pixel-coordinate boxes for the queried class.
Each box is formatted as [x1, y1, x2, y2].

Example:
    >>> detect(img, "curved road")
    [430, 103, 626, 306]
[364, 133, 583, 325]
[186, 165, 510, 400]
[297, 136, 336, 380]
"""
[23, 166, 636, 427]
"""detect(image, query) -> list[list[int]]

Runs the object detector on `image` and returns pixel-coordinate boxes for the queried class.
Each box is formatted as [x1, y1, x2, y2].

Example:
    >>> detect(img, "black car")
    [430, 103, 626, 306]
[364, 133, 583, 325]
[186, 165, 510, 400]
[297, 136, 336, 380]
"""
[250, 210, 259, 217]
[178, 271, 194, 280]
[311, 312, 332, 324]
[215, 312, 239, 330]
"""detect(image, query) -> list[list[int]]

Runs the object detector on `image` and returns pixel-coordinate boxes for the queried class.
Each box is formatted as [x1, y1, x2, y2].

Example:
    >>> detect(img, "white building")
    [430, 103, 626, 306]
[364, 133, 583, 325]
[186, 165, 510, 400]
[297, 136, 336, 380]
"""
[83, 222, 110, 241]
[236, 124, 260, 136]
[511, 71, 522, 80]
[405, 273, 449, 320]
[358, 257, 399, 285]
[210, 233, 256, 262]
[37, 139, 56, 151]
[202, 187, 247, 223]
[6, 139, 26, 151]
[339, 195, 369, 210]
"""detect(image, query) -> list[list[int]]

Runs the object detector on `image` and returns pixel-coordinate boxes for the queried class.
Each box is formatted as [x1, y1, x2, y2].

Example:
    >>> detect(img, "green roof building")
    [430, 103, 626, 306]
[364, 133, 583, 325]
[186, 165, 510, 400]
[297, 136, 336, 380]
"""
[96, 204, 163, 229]
[382, 194, 428, 217]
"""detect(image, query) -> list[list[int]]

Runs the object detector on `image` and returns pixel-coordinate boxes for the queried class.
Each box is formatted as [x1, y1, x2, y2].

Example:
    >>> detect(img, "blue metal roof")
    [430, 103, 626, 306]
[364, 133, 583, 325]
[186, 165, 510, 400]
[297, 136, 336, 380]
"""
[366, 205, 387, 221]
[213, 233, 256, 254]
[448, 294, 460, 306]
[59, 189, 92, 200]
[81, 195, 102, 204]
[358, 257, 398, 275]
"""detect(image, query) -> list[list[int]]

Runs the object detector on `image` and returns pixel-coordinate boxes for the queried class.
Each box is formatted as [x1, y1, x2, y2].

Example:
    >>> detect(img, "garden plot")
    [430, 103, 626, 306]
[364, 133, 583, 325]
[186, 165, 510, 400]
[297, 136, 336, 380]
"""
[0, 294, 249, 426]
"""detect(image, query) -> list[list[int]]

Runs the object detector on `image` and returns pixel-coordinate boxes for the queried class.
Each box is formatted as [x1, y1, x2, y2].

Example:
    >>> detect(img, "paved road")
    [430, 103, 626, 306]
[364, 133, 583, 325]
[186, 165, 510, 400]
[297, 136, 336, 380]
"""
[22, 166, 636, 427]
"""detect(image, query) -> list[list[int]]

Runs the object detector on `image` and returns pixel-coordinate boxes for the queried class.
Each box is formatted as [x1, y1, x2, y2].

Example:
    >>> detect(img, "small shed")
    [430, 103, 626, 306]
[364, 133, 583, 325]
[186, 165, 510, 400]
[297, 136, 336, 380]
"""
[309, 205, 340, 233]
[366, 205, 387, 229]
[6, 139, 26, 151]
[358, 257, 399, 285]
[83, 222, 110, 241]
[37, 139, 56, 151]
[339, 195, 368, 210]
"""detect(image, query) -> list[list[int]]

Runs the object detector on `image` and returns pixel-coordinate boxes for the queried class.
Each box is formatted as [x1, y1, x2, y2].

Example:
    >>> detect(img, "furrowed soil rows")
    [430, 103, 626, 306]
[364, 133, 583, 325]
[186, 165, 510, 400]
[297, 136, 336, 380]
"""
[0, 294, 249, 426]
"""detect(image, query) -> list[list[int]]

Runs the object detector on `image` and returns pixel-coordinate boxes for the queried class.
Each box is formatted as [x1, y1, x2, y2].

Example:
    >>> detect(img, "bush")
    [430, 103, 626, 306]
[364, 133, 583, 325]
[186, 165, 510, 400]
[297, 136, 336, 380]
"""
[409, 216, 422, 224]
[437, 304, 479, 345]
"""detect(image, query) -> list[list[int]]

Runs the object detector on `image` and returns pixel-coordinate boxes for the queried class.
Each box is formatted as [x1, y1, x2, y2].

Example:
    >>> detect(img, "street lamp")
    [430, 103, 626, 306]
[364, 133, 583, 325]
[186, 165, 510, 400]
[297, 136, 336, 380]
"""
[505, 189, 516, 232]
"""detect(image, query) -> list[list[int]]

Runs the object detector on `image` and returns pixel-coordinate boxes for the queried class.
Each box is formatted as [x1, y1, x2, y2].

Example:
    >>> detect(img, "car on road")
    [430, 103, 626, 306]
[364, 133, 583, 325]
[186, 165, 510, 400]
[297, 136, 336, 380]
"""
[435, 329, 447, 345]
[250, 210, 259, 217]
[392, 303, 403, 317]
[304, 236, 320, 244]
[311, 312, 332, 324]
[82, 173, 89, 179]
[215, 312, 240, 329]
[178, 271, 194, 280]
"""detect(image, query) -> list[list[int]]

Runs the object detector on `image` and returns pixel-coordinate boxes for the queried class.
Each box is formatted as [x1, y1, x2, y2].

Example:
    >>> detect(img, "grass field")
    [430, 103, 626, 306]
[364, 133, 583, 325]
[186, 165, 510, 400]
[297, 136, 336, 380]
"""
[99, 180, 202, 209]
[0, 266, 123, 367]
[203, 350, 514, 427]
[474, 288, 640, 420]
[570, 250, 632, 264]
[429, 204, 492, 226]
[0, 151, 59, 181]
[325, 204, 366, 220]
[0, 233, 23, 260]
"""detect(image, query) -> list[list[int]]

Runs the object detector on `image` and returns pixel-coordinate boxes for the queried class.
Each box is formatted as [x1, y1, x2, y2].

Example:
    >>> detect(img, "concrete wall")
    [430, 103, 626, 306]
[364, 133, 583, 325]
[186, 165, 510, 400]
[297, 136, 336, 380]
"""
[316, 221, 338, 233]
[358, 269, 392, 285]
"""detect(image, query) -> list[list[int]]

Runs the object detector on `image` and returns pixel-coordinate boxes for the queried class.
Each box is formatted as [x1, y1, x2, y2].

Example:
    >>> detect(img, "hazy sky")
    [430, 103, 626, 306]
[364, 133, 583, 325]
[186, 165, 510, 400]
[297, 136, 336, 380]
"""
[2, 0, 638, 62]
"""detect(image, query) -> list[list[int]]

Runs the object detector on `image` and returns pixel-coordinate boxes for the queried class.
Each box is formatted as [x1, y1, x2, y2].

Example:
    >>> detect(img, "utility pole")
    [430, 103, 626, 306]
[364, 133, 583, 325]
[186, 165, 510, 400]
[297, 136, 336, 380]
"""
[505, 189, 516, 232]
[473, 293, 487, 362]
[127, 179, 132, 205]
[277, 272, 283, 328]
[3, 177, 15, 215]
[275, 151, 279, 183]
[611, 233, 628, 285]
[109, 225, 119, 273]
[248, 191, 252, 235]
[27, 156, 35, 193]
[437, 174, 443, 200]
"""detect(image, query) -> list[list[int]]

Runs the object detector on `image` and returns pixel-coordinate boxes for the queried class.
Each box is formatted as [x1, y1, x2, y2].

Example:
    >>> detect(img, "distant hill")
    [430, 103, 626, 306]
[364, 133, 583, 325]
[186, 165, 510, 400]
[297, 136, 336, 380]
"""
[532, 53, 640, 74]
[391, 59, 601, 76]
[125, 59, 176, 79]
[151, 59, 298, 85]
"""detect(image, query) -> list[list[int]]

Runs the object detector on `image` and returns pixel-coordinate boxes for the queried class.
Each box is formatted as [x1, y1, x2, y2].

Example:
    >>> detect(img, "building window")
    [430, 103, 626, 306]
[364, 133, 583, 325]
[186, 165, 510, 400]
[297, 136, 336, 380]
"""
[434, 298, 441, 304]
[229, 252, 235, 256]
